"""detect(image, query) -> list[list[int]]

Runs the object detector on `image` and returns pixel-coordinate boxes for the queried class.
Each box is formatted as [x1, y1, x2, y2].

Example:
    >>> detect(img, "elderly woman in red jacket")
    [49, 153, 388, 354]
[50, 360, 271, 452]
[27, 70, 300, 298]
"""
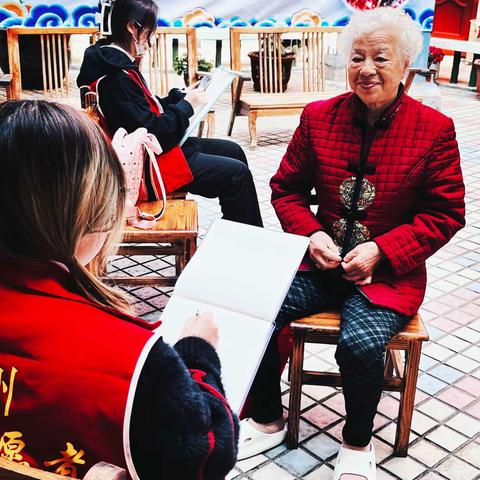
[238, 7, 465, 480]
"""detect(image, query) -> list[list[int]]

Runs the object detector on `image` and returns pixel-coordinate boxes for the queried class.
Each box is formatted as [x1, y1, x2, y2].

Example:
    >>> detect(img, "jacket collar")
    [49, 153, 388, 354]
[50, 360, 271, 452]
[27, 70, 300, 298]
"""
[352, 83, 405, 129]
[0, 250, 160, 330]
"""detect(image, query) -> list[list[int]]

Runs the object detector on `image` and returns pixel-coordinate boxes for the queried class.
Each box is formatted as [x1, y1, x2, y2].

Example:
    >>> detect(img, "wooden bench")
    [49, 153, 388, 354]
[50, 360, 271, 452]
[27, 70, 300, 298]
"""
[229, 27, 346, 149]
[287, 311, 428, 456]
[0, 458, 125, 480]
[109, 199, 198, 287]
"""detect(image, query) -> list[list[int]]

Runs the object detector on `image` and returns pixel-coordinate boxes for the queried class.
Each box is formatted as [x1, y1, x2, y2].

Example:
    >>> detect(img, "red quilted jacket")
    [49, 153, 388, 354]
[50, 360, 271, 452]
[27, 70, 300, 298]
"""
[270, 90, 465, 316]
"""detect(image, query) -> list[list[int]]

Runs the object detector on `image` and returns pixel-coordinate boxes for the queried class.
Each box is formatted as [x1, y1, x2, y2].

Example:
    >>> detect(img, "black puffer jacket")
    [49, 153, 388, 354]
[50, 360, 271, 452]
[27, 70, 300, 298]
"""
[77, 40, 193, 152]
[131, 336, 239, 480]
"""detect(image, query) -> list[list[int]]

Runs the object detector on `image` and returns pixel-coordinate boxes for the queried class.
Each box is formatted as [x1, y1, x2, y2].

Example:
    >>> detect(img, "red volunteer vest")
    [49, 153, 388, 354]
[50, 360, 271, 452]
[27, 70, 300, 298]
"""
[0, 253, 158, 478]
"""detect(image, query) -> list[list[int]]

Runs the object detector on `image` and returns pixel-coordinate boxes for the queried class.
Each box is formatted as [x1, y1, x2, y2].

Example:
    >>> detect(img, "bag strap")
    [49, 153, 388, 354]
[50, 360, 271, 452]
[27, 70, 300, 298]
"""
[125, 69, 161, 115]
[143, 138, 167, 220]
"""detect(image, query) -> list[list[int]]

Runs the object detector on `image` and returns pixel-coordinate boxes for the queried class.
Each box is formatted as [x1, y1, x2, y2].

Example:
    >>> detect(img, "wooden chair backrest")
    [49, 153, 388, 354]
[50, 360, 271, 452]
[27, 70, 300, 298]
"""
[230, 27, 345, 95]
[143, 27, 198, 97]
[6, 27, 99, 99]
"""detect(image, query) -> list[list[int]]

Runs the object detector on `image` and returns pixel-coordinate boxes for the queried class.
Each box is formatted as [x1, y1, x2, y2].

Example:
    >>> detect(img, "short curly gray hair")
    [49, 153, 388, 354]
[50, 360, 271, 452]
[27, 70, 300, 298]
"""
[339, 7, 423, 66]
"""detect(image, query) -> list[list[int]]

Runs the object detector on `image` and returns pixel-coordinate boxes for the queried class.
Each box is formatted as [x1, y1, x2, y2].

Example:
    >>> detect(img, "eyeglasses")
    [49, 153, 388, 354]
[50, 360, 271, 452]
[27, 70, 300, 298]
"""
[134, 21, 156, 47]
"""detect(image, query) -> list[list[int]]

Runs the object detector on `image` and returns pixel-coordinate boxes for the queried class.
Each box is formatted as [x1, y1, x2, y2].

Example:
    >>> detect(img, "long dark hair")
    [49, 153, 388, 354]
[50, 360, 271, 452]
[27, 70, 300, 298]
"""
[105, 0, 158, 50]
[0, 100, 131, 314]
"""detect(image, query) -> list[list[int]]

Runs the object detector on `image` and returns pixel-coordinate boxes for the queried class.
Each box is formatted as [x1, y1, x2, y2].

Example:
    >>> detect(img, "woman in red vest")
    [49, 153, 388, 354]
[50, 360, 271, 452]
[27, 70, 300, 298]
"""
[0, 100, 238, 480]
[77, 0, 263, 228]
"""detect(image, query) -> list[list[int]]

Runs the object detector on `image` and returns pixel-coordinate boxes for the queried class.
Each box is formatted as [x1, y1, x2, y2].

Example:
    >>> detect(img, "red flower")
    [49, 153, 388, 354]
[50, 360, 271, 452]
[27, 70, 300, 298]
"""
[428, 46, 444, 65]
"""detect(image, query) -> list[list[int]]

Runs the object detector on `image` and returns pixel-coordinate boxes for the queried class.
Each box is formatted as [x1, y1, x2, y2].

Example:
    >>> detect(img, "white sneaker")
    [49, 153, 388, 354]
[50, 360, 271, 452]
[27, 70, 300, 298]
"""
[237, 419, 287, 461]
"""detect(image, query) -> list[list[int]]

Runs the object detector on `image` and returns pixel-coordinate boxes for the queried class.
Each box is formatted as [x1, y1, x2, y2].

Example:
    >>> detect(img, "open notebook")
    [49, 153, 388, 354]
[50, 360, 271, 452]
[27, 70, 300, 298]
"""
[179, 66, 236, 146]
[157, 219, 309, 413]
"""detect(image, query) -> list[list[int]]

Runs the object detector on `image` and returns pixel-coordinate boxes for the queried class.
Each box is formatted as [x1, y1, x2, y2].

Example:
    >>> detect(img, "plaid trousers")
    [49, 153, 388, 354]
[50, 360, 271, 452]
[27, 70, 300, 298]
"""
[248, 270, 407, 447]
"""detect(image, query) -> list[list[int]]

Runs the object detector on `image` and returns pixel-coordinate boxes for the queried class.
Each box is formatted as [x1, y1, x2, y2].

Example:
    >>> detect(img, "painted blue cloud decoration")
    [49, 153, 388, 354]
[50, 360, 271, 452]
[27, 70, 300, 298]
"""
[0, 2, 435, 29]
[0, 7, 13, 24]
[419, 8, 434, 31]
[23, 4, 68, 27]
[72, 5, 97, 27]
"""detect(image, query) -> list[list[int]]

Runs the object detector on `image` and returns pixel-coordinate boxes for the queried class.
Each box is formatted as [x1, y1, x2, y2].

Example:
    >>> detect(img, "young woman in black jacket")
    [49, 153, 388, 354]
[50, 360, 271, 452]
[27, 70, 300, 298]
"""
[77, 0, 263, 227]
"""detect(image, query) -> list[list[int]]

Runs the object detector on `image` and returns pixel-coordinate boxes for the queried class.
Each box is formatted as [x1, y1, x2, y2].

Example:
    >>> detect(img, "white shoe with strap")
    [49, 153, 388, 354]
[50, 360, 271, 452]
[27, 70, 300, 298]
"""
[333, 443, 377, 480]
[237, 419, 287, 460]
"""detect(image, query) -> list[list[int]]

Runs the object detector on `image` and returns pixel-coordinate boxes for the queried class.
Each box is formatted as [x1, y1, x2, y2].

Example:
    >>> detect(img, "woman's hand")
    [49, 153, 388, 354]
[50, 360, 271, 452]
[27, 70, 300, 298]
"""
[184, 89, 208, 111]
[309, 231, 342, 270]
[184, 80, 201, 92]
[341, 241, 384, 285]
[179, 311, 219, 348]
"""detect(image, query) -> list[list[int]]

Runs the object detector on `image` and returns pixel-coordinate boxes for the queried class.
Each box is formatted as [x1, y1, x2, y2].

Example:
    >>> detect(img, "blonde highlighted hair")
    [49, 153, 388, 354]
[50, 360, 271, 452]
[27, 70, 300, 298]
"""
[0, 100, 131, 314]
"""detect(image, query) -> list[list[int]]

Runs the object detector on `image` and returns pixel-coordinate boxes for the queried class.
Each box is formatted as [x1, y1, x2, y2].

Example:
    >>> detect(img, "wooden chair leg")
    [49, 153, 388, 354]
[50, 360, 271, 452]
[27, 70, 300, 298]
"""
[287, 329, 306, 449]
[175, 240, 187, 277]
[384, 349, 394, 377]
[227, 77, 244, 136]
[248, 111, 258, 150]
[186, 237, 197, 262]
[197, 119, 205, 138]
[394, 341, 422, 456]
[207, 110, 215, 137]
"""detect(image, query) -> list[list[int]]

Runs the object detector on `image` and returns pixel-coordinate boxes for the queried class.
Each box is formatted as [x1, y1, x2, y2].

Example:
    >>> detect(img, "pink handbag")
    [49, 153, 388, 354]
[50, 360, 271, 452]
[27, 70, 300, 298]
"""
[112, 127, 166, 229]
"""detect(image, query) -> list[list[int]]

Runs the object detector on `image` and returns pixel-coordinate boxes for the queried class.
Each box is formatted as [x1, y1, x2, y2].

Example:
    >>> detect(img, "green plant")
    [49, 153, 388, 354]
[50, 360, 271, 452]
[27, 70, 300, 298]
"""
[173, 53, 213, 76]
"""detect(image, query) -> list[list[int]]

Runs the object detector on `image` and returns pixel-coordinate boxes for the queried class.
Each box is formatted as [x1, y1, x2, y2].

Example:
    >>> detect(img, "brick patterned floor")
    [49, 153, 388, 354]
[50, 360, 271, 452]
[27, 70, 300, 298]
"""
[4, 79, 479, 479]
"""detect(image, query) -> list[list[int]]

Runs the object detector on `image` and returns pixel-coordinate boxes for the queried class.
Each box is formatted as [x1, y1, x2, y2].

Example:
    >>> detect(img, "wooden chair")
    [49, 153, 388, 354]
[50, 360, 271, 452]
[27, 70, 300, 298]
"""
[229, 27, 346, 149]
[287, 311, 428, 456]
[404, 67, 431, 94]
[109, 199, 198, 287]
[0, 458, 125, 480]
[144, 27, 214, 137]
[6, 27, 98, 99]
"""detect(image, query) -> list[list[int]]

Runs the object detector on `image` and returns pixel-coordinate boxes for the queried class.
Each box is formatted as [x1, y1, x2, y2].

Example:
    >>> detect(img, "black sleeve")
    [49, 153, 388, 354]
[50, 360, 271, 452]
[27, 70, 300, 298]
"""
[98, 72, 194, 152]
[130, 336, 239, 480]
[157, 88, 187, 110]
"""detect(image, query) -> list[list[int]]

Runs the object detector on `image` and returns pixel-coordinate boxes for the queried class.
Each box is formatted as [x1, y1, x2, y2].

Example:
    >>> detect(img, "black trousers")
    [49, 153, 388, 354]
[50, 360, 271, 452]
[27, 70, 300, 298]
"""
[248, 271, 407, 447]
[182, 137, 263, 227]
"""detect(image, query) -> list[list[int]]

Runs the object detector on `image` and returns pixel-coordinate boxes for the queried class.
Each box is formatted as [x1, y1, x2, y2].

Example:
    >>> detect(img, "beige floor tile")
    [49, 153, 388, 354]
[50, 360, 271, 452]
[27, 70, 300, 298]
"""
[446, 413, 480, 438]
[236, 454, 269, 473]
[456, 442, 480, 468]
[408, 439, 449, 467]
[382, 456, 425, 480]
[436, 456, 480, 480]
[410, 410, 438, 435]
[303, 465, 334, 480]
[426, 425, 468, 451]
[250, 463, 295, 480]
[417, 398, 456, 421]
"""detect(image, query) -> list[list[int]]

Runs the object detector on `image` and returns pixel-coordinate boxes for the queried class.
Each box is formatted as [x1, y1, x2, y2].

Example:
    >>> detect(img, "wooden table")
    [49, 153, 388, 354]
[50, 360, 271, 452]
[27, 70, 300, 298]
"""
[430, 36, 480, 87]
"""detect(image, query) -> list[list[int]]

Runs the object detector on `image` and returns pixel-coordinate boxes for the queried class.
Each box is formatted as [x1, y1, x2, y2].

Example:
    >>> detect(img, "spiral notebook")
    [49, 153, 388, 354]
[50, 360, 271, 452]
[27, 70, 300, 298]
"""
[157, 219, 309, 413]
